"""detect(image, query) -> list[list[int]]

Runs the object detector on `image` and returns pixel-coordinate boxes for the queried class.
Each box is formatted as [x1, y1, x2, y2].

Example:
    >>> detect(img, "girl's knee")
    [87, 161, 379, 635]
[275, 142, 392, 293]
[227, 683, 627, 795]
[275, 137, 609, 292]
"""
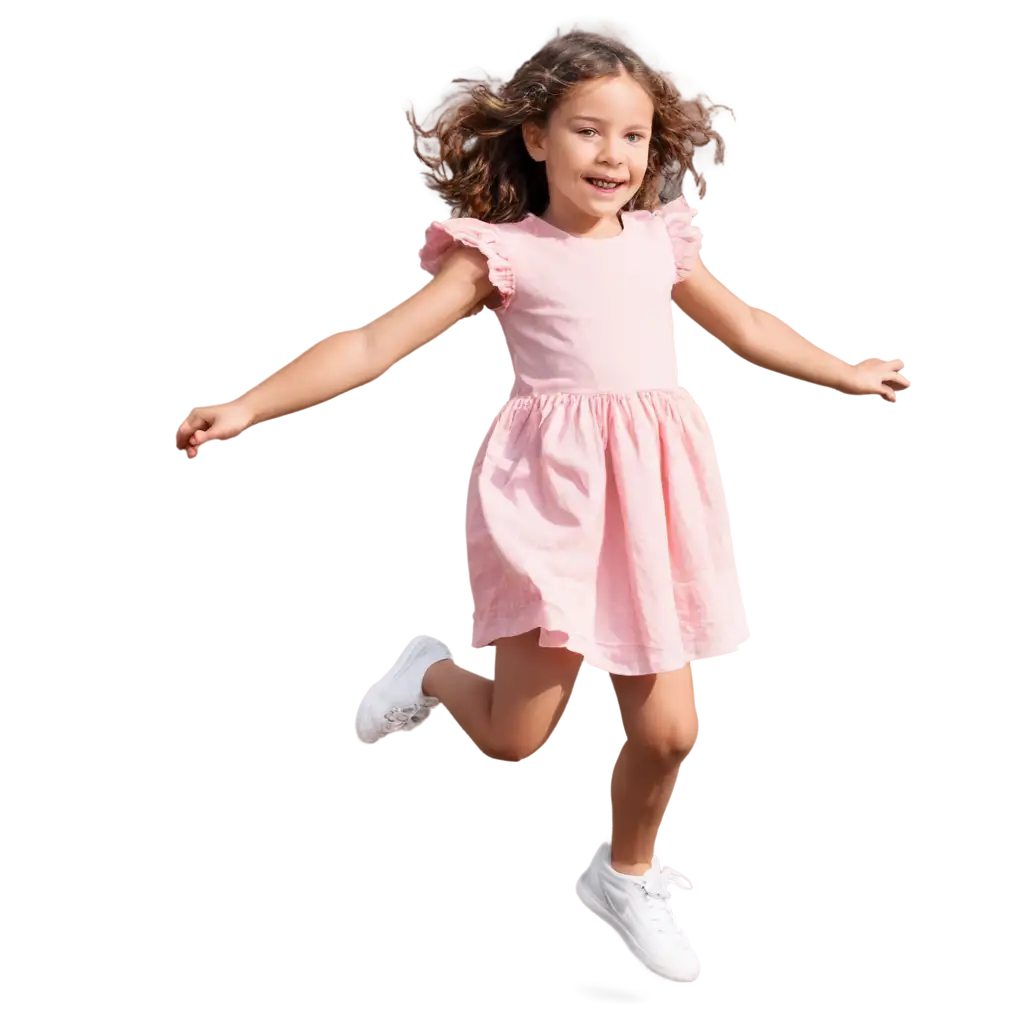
[614, 692, 696, 765]
[487, 643, 580, 762]
[612, 662, 698, 765]
[633, 718, 699, 764]
[484, 733, 545, 762]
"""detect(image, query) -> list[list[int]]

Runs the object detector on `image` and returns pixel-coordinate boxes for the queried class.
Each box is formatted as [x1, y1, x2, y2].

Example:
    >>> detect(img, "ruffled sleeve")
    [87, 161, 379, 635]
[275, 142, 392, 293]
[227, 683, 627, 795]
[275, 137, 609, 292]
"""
[418, 218, 516, 313]
[658, 196, 703, 283]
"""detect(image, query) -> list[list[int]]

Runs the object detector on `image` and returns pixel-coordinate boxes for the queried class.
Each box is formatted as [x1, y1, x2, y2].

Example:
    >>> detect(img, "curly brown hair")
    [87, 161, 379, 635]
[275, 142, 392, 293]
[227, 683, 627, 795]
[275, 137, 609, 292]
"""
[406, 27, 733, 224]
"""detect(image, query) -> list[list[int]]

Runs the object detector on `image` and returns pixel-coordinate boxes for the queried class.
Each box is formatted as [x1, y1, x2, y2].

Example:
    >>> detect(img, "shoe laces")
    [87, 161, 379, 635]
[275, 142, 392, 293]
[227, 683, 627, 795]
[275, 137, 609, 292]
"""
[637, 859, 693, 934]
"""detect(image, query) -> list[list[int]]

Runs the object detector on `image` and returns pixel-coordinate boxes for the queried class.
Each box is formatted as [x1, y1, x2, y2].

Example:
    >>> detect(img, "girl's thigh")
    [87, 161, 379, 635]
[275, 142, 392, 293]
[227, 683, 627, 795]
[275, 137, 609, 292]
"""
[489, 628, 584, 760]
[610, 662, 698, 758]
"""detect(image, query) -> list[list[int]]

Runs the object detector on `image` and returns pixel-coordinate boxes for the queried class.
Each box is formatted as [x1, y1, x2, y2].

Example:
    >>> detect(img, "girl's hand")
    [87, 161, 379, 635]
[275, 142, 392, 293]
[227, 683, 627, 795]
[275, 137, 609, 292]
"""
[842, 358, 911, 402]
[176, 401, 253, 459]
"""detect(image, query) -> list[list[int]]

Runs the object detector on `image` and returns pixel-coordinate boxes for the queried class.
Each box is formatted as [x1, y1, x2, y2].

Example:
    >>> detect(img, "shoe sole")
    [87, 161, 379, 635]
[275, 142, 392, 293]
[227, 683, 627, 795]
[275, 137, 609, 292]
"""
[569, 872, 704, 983]
[355, 636, 444, 744]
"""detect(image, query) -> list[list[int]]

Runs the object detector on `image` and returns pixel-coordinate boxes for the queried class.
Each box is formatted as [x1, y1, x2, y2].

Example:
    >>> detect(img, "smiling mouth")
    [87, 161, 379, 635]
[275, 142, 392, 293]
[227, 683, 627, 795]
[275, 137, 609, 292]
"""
[585, 177, 628, 191]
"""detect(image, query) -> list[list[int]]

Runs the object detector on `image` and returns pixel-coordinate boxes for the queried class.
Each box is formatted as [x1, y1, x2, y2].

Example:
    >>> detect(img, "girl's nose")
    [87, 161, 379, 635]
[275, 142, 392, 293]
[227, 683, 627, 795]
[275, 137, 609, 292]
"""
[598, 143, 629, 168]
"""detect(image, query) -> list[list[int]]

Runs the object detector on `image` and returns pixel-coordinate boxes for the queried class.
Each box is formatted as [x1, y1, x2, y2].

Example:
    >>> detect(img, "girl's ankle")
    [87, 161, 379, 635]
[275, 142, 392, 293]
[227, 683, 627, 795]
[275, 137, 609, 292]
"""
[422, 658, 451, 698]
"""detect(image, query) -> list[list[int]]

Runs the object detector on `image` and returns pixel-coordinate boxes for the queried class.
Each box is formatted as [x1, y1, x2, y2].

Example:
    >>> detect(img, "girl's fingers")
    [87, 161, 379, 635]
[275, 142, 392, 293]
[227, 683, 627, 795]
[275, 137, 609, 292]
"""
[178, 409, 213, 453]
[169, 415, 195, 448]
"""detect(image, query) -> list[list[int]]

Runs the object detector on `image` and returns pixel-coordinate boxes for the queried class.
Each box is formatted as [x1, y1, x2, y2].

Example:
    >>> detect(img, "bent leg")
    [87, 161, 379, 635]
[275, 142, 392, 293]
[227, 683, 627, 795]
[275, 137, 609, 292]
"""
[423, 629, 583, 760]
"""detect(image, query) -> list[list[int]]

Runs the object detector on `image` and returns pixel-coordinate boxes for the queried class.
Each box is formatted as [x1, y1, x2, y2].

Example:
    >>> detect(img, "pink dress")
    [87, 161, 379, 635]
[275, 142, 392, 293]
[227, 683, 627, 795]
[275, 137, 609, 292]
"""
[419, 196, 750, 675]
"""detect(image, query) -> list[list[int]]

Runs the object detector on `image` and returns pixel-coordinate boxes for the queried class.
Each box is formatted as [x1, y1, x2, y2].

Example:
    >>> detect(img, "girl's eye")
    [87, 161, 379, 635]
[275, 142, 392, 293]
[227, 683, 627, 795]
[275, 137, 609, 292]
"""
[577, 128, 647, 142]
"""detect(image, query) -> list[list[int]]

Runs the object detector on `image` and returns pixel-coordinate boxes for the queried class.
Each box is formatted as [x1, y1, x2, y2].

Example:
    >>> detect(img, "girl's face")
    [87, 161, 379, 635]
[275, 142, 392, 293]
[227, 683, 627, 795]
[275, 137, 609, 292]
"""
[523, 71, 654, 224]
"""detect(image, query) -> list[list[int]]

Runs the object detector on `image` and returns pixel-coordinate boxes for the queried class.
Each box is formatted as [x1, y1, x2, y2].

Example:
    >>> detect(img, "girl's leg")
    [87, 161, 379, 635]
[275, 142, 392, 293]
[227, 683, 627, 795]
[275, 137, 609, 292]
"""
[569, 663, 704, 983]
[422, 628, 583, 761]
[607, 663, 698, 874]
[354, 626, 585, 765]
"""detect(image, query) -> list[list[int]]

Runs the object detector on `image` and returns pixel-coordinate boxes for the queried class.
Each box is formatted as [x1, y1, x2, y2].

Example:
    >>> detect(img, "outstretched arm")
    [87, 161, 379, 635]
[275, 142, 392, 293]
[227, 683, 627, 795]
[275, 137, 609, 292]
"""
[236, 246, 497, 428]
[671, 254, 910, 401]
[176, 246, 497, 456]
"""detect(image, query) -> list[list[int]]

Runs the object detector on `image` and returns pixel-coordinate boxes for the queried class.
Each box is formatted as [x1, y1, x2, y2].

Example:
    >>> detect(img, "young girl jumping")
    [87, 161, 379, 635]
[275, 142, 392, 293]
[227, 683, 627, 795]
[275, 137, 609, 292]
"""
[176, 28, 909, 983]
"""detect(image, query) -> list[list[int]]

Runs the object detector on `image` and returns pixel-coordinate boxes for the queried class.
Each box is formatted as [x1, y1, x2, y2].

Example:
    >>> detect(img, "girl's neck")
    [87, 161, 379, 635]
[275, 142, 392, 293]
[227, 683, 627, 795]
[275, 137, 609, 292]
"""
[536, 194, 622, 238]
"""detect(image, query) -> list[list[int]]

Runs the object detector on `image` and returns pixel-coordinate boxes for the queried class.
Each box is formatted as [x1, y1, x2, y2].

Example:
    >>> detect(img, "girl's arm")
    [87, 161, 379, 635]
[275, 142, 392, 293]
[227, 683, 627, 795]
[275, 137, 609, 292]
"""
[672, 254, 857, 393]
[236, 246, 497, 428]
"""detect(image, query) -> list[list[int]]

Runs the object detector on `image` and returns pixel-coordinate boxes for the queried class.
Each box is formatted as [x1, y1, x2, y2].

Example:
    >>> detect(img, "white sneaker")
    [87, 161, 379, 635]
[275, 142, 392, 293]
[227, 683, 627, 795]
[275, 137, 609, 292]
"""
[355, 636, 452, 744]
[576, 841, 700, 982]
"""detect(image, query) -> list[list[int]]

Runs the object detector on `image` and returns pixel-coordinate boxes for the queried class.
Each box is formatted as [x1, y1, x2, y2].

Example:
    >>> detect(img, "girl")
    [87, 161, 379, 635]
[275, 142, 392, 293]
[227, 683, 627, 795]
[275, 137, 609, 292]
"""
[175, 28, 909, 983]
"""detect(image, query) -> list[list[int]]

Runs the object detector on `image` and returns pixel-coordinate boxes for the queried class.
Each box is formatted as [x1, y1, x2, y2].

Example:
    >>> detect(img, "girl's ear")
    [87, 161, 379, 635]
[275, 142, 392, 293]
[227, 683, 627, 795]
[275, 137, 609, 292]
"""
[522, 119, 545, 162]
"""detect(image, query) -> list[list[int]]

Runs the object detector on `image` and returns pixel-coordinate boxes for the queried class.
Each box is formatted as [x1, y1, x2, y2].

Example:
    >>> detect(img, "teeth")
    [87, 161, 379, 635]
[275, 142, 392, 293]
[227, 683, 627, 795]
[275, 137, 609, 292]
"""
[590, 179, 622, 188]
